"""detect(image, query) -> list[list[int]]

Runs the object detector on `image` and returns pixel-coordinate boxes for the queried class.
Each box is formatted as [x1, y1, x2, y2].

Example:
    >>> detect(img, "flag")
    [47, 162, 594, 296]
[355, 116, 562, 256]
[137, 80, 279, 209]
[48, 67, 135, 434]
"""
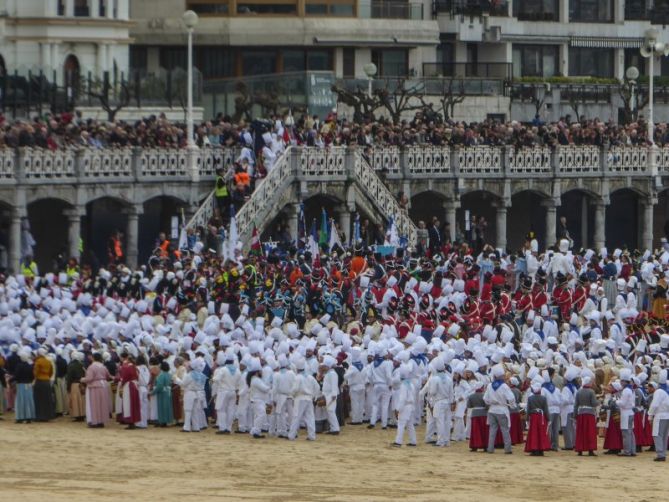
[353, 212, 361, 245]
[307, 217, 319, 264]
[228, 204, 238, 262]
[328, 218, 342, 251]
[250, 224, 261, 255]
[386, 216, 399, 247]
[298, 202, 306, 246]
[178, 210, 188, 250]
[318, 208, 328, 247]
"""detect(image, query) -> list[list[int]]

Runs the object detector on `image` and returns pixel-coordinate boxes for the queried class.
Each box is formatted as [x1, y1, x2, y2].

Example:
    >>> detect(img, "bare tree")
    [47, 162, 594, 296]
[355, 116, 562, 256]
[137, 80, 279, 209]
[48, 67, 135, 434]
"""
[86, 73, 131, 122]
[233, 81, 254, 122]
[531, 83, 551, 118]
[374, 77, 426, 124]
[331, 83, 380, 122]
[566, 85, 587, 123]
[618, 79, 649, 125]
[439, 77, 466, 121]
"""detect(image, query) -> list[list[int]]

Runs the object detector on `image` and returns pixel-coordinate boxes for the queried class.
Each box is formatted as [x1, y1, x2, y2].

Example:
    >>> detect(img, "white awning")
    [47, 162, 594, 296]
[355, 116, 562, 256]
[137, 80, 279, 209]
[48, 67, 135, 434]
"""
[570, 36, 644, 48]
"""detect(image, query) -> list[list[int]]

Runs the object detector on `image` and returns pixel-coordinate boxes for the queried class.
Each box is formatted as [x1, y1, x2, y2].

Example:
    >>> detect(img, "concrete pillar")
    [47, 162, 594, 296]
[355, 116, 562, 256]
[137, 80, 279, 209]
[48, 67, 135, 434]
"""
[125, 205, 142, 269]
[443, 198, 459, 242]
[41, 43, 51, 71]
[51, 44, 59, 80]
[106, 0, 115, 19]
[107, 45, 114, 74]
[594, 202, 606, 251]
[338, 206, 351, 245]
[65, 0, 74, 16]
[559, 0, 569, 23]
[117, 0, 129, 19]
[495, 204, 508, 251]
[97, 43, 107, 76]
[90, 0, 100, 17]
[642, 199, 654, 252]
[286, 203, 299, 244]
[8, 208, 22, 274]
[64, 207, 84, 260]
[543, 201, 557, 249]
[46, 0, 58, 16]
[581, 196, 588, 249]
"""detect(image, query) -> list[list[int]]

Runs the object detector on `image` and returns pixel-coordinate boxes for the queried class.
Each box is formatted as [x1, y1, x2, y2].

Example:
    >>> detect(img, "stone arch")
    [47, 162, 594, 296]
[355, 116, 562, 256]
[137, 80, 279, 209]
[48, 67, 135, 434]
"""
[136, 186, 190, 207]
[458, 189, 499, 249]
[27, 198, 72, 273]
[606, 188, 641, 250]
[559, 188, 598, 250]
[138, 195, 189, 265]
[654, 187, 669, 246]
[0, 199, 14, 273]
[63, 54, 80, 100]
[508, 190, 548, 252]
[26, 190, 76, 208]
[83, 196, 131, 267]
[409, 190, 448, 228]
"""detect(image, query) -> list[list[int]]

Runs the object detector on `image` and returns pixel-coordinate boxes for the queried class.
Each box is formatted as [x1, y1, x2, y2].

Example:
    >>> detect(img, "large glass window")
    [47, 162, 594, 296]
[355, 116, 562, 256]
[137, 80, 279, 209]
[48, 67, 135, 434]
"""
[242, 51, 277, 75]
[343, 48, 355, 77]
[569, 0, 613, 22]
[512, 45, 558, 78]
[159, 48, 188, 71]
[513, 0, 559, 20]
[188, 0, 230, 14]
[307, 50, 332, 71]
[237, 1, 297, 14]
[569, 48, 614, 77]
[283, 50, 306, 72]
[198, 48, 233, 78]
[305, 0, 355, 15]
[130, 46, 148, 71]
[371, 49, 409, 77]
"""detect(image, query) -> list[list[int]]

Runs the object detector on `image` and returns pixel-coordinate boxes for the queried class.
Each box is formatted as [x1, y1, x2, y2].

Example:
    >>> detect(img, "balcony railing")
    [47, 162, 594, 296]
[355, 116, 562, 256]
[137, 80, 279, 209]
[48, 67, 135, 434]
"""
[433, 0, 509, 17]
[359, 0, 424, 19]
[423, 62, 512, 79]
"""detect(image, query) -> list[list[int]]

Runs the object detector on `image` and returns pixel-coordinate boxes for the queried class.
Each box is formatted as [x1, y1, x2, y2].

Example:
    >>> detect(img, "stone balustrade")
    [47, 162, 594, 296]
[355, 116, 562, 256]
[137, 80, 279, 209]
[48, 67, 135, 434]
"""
[0, 145, 665, 185]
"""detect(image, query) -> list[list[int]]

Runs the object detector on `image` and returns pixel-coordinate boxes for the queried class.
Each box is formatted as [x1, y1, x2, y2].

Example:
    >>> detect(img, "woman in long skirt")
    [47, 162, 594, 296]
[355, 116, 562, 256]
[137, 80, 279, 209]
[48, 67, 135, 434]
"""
[524, 383, 551, 456]
[66, 352, 86, 421]
[33, 349, 54, 422]
[14, 351, 35, 423]
[81, 353, 112, 427]
[150, 362, 174, 427]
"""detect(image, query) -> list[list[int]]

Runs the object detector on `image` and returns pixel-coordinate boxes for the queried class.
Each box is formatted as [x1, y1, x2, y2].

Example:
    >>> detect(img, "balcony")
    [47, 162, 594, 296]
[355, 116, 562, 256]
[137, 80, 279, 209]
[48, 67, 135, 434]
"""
[433, 0, 509, 17]
[422, 62, 512, 79]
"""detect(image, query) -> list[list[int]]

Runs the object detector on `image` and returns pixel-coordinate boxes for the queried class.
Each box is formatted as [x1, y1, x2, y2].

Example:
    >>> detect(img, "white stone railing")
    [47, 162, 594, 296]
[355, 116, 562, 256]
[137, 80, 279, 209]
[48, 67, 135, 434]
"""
[299, 147, 347, 178]
[200, 147, 238, 179]
[21, 148, 76, 180]
[657, 146, 669, 174]
[187, 190, 216, 232]
[405, 145, 451, 175]
[555, 145, 601, 175]
[138, 148, 190, 179]
[354, 150, 418, 246]
[0, 148, 15, 182]
[367, 146, 401, 175]
[80, 147, 133, 179]
[455, 145, 503, 175]
[607, 146, 649, 175]
[506, 146, 552, 176]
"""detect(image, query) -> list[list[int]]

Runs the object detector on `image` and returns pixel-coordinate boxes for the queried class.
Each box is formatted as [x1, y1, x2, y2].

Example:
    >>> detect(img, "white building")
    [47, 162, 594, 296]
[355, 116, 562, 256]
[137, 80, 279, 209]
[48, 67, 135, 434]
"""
[0, 0, 131, 83]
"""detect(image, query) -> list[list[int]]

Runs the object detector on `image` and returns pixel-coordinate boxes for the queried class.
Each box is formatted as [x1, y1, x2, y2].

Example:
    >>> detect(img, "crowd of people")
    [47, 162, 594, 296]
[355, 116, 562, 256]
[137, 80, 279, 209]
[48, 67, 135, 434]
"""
[2, 228, 669, 461]
[1, 110, 667, 154]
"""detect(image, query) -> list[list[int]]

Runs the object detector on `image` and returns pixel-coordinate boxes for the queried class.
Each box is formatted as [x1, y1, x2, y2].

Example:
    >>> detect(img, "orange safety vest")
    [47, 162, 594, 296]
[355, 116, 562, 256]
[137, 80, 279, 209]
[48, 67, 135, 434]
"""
[159, 239, 170, 258]
[113, 237, 123, 258]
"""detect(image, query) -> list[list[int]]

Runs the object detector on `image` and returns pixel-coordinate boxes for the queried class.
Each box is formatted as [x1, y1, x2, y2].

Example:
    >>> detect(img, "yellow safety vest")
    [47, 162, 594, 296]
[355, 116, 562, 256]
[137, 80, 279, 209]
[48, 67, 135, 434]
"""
[215, 176, 228, 198]
[22, 261, 37, 278]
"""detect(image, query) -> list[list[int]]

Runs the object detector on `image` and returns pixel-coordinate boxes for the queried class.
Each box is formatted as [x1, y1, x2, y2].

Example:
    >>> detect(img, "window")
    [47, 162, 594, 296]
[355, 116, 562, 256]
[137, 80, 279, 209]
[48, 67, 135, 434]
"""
[624, 48, 645, 78]
[513, 0, 559, 21]
[569, 0, 613, 22]
[343, 48, 355, 77]
[569, 48, 613, 77]
[307, 50, 332, 71]
[305, 0, 355, 15]
[512, 45, 558, 78]
[242, 51, 277, 75]
[371, 49, 408, 77]
[237, 1, 297, 14]
[283, 50, 306, 72]
[129, 46, 148, 71]
[188, 1, 230, 14]
[160, 47, 188, 71]
[198, 47, 233, 78]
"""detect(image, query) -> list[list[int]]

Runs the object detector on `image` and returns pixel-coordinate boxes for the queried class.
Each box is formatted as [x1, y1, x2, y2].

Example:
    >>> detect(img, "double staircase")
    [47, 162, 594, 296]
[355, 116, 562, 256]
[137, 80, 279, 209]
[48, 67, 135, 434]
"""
[185, 146, 418, 250]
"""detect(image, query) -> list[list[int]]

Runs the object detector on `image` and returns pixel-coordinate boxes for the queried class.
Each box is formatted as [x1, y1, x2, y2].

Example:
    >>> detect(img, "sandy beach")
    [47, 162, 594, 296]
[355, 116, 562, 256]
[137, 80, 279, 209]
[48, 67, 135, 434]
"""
[1, 415, 668, 502]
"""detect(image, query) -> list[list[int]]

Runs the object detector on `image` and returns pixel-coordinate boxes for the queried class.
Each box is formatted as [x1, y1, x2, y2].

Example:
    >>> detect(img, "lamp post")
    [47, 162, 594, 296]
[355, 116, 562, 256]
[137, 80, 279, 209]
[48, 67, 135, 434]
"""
[183, 10, 199, 150]
[640, 28, 669, 148]
[625, 65, 639, 120]
[363, 62, 377, 99]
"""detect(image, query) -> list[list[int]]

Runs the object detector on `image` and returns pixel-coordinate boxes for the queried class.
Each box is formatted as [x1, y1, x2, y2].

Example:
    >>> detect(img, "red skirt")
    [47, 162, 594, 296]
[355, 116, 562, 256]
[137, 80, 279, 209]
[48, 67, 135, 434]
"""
[603, 416, 623, 451]
[574, 414, 598, 452]
[634, 412, 653, 446]
[122, 381, 141, 425]
[524, 413, 551, 452]
[469, 416, 489, 449]
[510, 412, 524, 444]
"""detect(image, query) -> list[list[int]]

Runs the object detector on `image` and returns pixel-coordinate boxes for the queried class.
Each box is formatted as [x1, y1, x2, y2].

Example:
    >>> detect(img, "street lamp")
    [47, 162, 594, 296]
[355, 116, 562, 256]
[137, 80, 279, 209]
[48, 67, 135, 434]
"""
[363, 62, 377, 98]
[183, 10, 199, 150]
[640, 28, 669, 148]
[625, 66, 639, 119]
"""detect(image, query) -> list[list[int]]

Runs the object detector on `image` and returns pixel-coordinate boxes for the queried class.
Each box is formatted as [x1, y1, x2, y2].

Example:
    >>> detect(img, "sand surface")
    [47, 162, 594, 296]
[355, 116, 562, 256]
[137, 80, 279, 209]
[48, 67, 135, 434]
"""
[1, 415, 668, 502]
